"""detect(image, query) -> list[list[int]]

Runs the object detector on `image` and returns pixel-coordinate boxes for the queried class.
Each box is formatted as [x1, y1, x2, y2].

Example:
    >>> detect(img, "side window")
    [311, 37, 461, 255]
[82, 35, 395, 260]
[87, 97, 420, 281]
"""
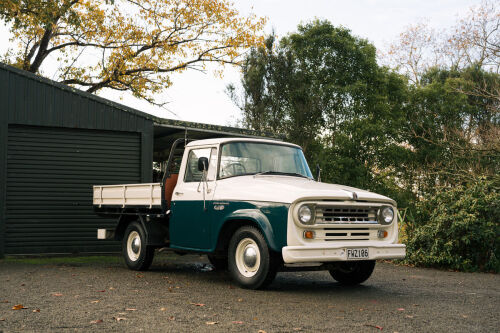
[184, 148, 217, 182]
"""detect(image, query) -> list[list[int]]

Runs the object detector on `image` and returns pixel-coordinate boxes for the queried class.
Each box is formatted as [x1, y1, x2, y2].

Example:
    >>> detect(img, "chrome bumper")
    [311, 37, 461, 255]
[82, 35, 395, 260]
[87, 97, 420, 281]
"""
[282, 242, 406, 264]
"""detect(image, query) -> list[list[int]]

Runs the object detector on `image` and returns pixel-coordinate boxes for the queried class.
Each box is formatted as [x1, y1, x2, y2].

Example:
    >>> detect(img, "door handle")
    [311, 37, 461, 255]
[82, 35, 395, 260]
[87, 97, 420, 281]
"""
[174, 192, 183, 196]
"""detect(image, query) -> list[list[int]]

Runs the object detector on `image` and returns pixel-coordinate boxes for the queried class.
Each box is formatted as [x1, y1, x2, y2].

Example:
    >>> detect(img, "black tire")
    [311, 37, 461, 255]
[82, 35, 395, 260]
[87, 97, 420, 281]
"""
[228, 226, 278, 289]
[207, 254, 228, 270]
[122, 221, 155, 271]
[329, 260, 375, 285]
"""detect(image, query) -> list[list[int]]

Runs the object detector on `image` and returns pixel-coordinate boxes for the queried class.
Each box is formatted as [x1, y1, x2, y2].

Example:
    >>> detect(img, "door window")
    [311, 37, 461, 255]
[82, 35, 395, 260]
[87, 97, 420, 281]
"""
[184, 147, 217, 182]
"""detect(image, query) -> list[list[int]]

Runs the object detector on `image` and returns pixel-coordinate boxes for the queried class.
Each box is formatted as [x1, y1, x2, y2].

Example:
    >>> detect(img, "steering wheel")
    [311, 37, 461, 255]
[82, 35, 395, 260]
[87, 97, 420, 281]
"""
[223, 162, 247, 177]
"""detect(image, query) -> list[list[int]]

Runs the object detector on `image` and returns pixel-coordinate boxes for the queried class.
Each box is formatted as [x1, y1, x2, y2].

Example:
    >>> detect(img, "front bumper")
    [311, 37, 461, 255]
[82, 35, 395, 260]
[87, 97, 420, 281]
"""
[282, 242, 406, 264]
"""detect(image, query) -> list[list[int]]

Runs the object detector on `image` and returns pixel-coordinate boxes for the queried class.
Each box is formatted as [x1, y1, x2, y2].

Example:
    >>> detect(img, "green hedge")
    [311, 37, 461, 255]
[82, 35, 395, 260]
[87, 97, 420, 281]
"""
[401, 177, 499, 272]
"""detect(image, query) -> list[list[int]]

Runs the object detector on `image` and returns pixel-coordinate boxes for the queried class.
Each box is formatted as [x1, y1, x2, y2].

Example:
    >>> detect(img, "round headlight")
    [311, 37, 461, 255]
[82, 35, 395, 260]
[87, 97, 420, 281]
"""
[298, 205, 313, 224]
[380, 206, 394, 224]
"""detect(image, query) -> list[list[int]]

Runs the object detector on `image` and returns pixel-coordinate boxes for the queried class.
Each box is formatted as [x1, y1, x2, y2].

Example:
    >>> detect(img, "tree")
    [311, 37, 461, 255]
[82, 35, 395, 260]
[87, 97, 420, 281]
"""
[227, 35, 285, 134]
[230, 19, 499, 273]
[0, 0, 266, 105]
[383, 21, 438, 85]
[381, 0, 499, 195]
[229, 20, 410, 198]
[403, 67, 499, 193]
[445, 0, 500, 72]
[383, 0, 499, 84]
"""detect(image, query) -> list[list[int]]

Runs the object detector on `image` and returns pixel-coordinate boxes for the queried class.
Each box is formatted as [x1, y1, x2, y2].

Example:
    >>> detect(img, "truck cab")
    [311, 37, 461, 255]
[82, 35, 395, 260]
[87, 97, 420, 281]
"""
[94, 138, 405, 289]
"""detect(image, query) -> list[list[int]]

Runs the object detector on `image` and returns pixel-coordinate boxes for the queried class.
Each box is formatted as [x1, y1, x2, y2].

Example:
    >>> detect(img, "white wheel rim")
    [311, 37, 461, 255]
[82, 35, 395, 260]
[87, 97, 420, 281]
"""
[127, 231, 141, 262]
[235, 238, 261, 278]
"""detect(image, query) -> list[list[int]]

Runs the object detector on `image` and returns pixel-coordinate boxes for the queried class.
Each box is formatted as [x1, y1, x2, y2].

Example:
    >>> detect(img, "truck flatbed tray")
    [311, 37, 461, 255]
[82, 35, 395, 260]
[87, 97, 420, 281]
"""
[93, 183, 162, 208]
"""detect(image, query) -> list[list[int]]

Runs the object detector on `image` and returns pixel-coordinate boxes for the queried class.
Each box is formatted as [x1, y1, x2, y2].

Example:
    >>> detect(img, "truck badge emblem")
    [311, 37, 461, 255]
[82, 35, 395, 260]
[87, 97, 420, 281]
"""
[214, 205, 225, 211]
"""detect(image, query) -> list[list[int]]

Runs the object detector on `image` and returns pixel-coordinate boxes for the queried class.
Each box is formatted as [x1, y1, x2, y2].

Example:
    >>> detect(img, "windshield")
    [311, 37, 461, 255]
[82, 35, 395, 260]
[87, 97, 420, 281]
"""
[218, 142, 313, 179]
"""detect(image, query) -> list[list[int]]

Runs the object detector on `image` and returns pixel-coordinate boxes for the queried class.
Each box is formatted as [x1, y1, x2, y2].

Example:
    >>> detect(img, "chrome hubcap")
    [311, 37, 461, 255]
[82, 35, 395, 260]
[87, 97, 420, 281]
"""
[131, 237, 141, 254]
[235, 238, 261, 278]
[127, 231, 141, 261]
[243, 247, 257, 268]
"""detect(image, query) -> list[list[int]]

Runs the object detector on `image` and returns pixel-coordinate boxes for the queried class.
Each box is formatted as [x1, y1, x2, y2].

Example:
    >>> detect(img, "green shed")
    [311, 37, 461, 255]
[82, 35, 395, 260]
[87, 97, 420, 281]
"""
[0, 63, 267, 257]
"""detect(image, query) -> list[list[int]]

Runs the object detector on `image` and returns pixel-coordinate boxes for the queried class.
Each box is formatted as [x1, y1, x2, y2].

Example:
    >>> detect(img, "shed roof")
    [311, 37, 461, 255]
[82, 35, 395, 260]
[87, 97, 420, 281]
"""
[0, 62, 274, 140]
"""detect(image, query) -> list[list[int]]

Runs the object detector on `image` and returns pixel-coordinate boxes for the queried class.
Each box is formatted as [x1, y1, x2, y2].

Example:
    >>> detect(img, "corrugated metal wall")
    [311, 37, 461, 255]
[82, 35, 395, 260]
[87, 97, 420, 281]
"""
[0, 63, 154, 256]
[6, 125, 141, 254]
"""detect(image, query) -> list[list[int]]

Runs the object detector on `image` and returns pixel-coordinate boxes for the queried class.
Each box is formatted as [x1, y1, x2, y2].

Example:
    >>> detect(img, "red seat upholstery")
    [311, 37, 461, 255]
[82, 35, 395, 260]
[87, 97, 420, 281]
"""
[164, 174, 179, 209]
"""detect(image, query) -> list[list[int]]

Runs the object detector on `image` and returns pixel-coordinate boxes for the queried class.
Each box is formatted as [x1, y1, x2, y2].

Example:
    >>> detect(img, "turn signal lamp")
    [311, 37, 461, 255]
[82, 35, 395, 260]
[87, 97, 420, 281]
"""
[378, 230, 388, 238]
[303, 230, 315, 239]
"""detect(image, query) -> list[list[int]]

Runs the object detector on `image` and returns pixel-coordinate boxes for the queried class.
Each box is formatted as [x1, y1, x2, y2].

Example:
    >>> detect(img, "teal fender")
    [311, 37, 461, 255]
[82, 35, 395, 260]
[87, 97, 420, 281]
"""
[222, 209, 279, 251]
[170, 200, 289, 253]
[211, 202, 289, 253]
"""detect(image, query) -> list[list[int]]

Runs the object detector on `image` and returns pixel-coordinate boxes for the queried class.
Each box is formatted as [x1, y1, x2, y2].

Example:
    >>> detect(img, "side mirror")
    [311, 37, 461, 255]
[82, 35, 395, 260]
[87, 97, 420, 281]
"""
[198, 157, 209, 172]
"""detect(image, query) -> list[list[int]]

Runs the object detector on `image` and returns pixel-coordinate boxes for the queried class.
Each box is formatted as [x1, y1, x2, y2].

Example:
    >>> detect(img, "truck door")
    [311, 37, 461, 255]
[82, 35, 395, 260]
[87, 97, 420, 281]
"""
[169, 146, 217, 250]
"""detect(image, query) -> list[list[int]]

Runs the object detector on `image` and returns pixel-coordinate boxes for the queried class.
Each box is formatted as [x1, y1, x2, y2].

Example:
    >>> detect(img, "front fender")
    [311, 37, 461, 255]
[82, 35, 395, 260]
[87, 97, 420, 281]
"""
[223, 209, 279, 252]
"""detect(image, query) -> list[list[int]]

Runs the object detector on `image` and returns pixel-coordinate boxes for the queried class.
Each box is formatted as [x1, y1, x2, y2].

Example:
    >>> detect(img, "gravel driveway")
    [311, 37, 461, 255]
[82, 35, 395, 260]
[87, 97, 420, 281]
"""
[0, 253, 498, 332]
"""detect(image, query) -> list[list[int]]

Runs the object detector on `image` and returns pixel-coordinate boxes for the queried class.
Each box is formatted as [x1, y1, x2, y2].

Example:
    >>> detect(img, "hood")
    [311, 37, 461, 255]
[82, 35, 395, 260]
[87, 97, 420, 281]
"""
[213, 175, 396, 205]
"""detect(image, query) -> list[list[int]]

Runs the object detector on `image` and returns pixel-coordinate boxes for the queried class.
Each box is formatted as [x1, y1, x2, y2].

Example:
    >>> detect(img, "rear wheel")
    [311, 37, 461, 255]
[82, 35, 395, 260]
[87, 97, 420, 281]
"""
[328, 260, 375, 285]
[228, 226, 278, 289]
[122, 221, 155, 271]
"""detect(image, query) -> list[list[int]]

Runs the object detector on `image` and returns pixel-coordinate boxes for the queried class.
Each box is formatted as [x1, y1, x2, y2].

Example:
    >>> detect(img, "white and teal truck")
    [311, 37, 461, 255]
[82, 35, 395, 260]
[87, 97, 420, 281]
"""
[93, 138, 405, 289]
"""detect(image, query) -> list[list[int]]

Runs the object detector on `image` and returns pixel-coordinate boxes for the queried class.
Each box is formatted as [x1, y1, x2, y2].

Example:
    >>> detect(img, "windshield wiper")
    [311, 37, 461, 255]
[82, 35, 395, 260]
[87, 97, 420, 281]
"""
[254, 171, 310, 179]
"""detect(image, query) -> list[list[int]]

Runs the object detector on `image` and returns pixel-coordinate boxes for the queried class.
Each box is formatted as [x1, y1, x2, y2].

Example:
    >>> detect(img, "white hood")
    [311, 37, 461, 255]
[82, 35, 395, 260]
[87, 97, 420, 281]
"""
[213, 175, 396, 205]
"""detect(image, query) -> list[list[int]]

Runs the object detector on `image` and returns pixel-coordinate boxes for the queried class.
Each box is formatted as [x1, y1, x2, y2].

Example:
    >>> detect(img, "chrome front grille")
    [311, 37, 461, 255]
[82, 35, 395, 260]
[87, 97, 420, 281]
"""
[316, 205, 378, 224]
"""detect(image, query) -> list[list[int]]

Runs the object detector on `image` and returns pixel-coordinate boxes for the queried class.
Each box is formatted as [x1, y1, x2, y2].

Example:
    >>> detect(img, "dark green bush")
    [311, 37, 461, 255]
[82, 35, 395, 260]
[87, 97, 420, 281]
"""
[402, 177, 499, 272]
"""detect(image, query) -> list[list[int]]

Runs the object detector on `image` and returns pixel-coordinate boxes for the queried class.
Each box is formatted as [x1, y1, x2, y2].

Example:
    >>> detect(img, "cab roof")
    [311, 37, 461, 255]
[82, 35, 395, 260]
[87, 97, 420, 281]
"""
[186, 137, 302, 149]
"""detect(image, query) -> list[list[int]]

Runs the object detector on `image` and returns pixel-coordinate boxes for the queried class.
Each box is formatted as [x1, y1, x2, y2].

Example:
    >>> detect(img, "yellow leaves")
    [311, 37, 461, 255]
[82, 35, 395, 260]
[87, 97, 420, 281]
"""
[2, 0, 266, 105]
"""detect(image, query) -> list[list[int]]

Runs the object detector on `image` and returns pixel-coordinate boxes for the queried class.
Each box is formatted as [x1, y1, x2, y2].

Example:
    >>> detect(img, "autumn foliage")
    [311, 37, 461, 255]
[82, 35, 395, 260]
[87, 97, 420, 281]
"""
[0, 0, 266, 104]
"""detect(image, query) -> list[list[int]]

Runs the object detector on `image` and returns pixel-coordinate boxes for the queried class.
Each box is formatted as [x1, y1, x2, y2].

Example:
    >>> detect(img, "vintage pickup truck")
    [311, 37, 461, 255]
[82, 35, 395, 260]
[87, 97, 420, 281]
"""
[93, 137, 405, 289]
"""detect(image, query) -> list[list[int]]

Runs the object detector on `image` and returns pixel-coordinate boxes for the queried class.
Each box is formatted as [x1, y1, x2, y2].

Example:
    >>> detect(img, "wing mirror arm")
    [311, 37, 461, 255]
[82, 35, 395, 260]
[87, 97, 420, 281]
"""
[316, 164, 321, 182]
[197, 157, 209, 211]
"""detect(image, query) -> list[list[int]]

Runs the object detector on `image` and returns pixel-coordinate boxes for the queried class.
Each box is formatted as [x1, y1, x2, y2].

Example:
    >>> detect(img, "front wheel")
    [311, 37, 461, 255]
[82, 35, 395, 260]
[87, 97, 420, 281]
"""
[122, 221, 155, 271]
[228, 226, 278, 289]
[328, 260, 375, 285]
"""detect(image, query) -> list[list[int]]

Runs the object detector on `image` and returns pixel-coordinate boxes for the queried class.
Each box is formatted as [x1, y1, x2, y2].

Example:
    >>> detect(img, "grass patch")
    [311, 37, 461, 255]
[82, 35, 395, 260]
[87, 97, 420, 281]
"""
[0, 255, 122, 265]
[0, 252, 207, 266]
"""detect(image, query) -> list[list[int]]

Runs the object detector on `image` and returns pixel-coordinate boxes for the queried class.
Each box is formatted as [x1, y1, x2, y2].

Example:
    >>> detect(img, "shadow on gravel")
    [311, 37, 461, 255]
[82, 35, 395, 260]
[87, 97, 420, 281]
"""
[268, 275, 377, 293]
[149, 258, 392, 295]
[1, 254, 404, 295]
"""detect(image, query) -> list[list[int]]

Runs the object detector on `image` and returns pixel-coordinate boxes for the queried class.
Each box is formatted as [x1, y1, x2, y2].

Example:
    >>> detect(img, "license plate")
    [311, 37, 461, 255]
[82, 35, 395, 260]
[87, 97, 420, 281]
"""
[346, 248, 369, 260]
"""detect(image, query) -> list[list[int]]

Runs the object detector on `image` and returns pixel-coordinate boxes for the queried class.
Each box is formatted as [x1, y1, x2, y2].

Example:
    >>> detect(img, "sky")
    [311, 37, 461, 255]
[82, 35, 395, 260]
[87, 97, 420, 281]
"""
[0, 0, 482, 127]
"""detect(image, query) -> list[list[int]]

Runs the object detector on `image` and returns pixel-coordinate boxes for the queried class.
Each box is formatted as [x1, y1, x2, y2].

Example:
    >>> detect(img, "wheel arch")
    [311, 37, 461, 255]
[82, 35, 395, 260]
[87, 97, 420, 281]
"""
[214, 210, 280, 255]
[115, 214, 168, 247]
[115, 215, 137, 241]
